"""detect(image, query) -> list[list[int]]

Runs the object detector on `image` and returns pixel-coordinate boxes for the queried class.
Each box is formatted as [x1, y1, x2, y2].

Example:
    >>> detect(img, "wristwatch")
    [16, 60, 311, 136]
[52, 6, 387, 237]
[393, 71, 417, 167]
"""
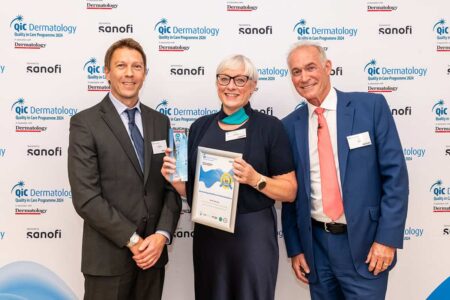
[254, 175, 267, 191]
[127, 232, 140, 248]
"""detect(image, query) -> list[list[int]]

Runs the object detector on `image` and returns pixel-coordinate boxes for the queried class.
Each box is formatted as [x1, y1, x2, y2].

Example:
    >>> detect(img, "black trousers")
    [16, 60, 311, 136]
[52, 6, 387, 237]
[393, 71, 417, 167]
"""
[84, 266, 165, 300]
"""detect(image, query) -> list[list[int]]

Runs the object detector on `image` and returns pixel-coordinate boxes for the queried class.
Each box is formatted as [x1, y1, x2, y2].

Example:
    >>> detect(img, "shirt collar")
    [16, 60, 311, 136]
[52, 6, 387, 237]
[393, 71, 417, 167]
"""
[307, 87, 337, 119]
[109, 92, 141, 115]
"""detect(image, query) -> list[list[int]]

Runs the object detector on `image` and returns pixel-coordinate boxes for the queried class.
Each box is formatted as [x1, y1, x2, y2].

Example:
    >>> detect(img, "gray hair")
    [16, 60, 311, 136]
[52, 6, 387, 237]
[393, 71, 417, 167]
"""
[287, 42, 328, 66]
[216, 54, 259, 81]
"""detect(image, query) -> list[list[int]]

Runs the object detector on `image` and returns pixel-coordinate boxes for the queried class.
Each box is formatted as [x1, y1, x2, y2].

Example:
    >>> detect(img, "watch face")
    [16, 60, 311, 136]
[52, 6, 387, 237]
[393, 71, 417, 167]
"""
[258, 181, 266, 190]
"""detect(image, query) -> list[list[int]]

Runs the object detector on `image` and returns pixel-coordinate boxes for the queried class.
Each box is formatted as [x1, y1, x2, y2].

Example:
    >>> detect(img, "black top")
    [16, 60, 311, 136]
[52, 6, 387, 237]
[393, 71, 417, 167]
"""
[187, 103, 295, 213]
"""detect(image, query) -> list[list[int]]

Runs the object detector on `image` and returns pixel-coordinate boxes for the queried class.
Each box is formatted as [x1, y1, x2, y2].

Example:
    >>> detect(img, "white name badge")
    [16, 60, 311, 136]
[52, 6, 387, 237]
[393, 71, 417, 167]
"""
[151, 140, 167, 154]
[225, 128, 247, 142]
[347, 132, 372, 150]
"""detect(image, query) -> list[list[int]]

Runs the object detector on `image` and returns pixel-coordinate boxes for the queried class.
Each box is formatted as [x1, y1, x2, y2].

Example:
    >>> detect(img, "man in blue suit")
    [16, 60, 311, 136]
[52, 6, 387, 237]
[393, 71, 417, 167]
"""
[282, 42, 408, 299]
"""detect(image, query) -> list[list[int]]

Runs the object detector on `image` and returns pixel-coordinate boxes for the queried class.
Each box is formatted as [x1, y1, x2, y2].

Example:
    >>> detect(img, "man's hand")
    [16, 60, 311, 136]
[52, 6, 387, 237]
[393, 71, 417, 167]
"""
[366, 242, 395, 276]
[132, 233, 167, 270]
[291, 253, 310, 284]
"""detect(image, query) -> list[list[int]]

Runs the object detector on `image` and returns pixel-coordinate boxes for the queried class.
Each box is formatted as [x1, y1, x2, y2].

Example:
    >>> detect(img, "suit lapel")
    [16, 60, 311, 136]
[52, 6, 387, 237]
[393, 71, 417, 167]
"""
[294, 106, 311, 199]
[336, 90, 354, 186]
[141, 105, 154, 185]
[100, 96, 144, 180]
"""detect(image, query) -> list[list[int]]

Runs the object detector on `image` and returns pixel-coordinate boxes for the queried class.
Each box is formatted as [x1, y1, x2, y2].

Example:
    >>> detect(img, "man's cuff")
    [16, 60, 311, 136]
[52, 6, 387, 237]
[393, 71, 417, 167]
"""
[156, 230, 171, 244]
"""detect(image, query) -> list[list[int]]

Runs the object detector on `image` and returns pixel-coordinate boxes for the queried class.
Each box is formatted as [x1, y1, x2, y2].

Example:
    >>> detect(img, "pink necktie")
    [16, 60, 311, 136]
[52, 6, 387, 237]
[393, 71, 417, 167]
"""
[315, 107, 344, 221]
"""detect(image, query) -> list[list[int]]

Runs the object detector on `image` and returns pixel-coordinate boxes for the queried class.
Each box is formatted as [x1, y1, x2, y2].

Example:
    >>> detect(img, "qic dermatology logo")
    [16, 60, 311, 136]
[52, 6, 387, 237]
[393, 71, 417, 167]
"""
[10, 15, 77, 49]
[11, 98, 78, 133]
[293, 19, 357, 42]
[364, 59, 427, 93]
[155, 100, 218, 126]
[403, 226, 424, 241]
[403, 147, 425, 161]
[432, 99, 450, 133]
[154, 18, 219, 52]
[430, 180, 450, 212]
[257, 67, 288, 81]
[433, 19, 450, 52]
[84, 58, 109, 92]
[11, 181, 71, 216]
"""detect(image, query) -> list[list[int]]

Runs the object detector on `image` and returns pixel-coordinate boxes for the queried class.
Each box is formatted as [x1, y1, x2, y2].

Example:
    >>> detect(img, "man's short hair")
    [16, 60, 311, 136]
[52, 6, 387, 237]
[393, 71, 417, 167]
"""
[287, 42, 328, 66]
[104, 38, 147, 70]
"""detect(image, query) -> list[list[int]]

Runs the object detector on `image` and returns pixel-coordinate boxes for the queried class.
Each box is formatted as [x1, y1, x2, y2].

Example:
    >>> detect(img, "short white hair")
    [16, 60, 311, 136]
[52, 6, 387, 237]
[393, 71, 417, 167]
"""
[287, 42, 328, 66]
[216, 54, 259, 81]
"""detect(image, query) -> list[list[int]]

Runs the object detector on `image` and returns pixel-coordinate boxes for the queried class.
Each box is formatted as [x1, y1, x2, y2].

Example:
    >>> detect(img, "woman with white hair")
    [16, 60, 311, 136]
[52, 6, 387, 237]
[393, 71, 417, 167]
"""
[162, 54, 297, 300]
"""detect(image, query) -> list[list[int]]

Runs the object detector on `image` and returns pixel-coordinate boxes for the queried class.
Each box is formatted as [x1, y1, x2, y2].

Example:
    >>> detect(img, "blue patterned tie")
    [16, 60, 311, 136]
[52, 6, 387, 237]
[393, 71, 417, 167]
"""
[126, 108, 144, 171]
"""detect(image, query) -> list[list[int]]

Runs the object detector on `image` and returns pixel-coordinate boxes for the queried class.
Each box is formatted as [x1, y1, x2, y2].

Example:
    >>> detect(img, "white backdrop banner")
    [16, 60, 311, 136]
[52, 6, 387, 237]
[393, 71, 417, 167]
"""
[1, 1, 450, 299]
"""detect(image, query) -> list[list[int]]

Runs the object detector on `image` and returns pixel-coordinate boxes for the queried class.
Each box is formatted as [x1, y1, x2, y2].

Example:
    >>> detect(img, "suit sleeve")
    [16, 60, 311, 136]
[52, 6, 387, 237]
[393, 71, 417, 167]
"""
[155, 117, 182, 238]
[373, 95, 409, 249]
[68, 113, 136, 248]
[282, 201, 304, 257]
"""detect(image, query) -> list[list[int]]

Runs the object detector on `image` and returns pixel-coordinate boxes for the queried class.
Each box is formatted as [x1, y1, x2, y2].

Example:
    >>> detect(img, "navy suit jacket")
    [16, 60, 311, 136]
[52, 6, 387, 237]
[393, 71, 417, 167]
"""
[281, 89, 408, 282]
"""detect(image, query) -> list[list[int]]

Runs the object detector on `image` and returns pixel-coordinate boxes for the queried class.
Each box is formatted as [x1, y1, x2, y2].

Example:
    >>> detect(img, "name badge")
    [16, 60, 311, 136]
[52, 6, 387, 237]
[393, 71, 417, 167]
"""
[347, 132, 371, 150]
[225, 129, 247, 141]
[151, 140, 167, 154]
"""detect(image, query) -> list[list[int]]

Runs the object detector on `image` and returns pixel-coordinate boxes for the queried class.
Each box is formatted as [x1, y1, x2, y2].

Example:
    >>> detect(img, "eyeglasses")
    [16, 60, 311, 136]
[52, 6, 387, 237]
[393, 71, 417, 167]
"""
[216, 74, 250, 87]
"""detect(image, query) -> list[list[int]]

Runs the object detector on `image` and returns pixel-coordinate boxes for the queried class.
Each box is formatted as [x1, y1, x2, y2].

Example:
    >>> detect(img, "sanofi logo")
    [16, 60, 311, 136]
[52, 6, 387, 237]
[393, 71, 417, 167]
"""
[433, 19, 449, 35]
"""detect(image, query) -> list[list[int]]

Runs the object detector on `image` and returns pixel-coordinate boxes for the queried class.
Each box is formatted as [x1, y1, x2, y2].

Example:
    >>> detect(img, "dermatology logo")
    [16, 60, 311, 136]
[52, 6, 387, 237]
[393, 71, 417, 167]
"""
[379, 25, 412, 35]
[11, 181, 71, 216]
[155, 100, 218, 126]
[0, 65, 5, 74]
[432, 99, 450, 133]
[11, 98, 77, 133]
[26, 63, 62, 74]
[403, 226, 424, 241]
[226, 1, 258, 12]
[403, 147, 425, 161]
[430, 180, 450, 212]
[0, 148, 6, 158]
[367, 1, 398, 12]
[293, 19, 358, 42]
[26, 228, 62, 239]
[27, 146, 62, 157]
[170, 65, 205, 76]
[433, 19, 450, 52]
[86, 0, 118, 10]
[84, 57, 109, 92]
[238, 24, 272, 35]
[257, 67, 288, 81]
[364, 59, 427, 93]
[98, 22, 133, 33]
[391, 106, 412, 116]
[10, 15, 77, 49]
[154, 18, 220, 52]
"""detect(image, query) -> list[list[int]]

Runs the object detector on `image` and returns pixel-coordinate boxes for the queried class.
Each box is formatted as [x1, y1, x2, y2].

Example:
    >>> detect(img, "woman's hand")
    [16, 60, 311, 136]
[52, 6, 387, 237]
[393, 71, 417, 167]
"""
[161, 148, 177, 182]
[233, 157, 258, 187]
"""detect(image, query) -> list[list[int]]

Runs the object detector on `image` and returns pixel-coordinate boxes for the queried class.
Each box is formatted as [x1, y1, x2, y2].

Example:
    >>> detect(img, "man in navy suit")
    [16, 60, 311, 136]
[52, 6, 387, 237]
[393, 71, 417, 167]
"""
[282, 42, 408, 299]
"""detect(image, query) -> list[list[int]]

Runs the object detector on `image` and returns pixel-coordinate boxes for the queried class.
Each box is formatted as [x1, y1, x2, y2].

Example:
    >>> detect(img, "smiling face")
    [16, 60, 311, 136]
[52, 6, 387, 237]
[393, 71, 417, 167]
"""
[105, 47, 146, 107]
[288, 45, 332, 107]
[216, 65, 256, 115]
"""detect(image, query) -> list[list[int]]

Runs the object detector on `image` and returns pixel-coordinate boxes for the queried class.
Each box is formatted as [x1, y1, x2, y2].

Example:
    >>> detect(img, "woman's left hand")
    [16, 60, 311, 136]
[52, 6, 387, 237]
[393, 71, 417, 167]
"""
[233, 157, 259, 187]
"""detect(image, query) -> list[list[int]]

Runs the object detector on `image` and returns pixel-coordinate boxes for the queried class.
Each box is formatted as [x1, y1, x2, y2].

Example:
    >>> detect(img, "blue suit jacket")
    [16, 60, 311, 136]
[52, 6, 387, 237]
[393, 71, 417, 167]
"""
[281, 89, 409, 282]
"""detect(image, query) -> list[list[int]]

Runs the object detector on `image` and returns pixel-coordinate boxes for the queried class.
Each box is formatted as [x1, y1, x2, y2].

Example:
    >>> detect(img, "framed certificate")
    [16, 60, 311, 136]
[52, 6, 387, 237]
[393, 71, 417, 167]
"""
[191, 146, 242, 233]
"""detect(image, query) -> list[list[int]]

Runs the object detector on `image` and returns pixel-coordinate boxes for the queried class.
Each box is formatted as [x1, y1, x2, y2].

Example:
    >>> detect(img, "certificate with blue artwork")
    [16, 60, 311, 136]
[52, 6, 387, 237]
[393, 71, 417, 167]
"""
[191, 147, 242, 233]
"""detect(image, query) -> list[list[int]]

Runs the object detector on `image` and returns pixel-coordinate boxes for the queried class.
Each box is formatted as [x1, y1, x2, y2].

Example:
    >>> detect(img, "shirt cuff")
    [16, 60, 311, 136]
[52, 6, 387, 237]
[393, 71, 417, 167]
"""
[156, 230, 171, 244]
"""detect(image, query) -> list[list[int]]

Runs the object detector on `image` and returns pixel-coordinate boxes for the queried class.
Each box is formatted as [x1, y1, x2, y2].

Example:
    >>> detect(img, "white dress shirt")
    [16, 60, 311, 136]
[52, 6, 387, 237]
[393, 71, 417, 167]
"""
[307, 87, 347, 224]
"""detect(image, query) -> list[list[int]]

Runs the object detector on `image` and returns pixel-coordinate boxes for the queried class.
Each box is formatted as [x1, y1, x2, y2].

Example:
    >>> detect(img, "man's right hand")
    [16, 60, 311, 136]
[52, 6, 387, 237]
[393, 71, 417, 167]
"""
[291, 253, 310, 284]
